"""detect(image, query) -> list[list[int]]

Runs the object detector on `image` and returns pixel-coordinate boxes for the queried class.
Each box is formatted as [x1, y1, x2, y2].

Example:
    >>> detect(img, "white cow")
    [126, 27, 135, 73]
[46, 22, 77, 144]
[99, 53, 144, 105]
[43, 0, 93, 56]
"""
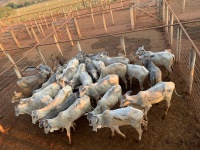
[80, 72, 93, 86]
[98, 63, 128, 89]
[90, 107, 147, 142]
[87, 84, 122, 120]
[31, 85, 73, 124]
[20, 82, 61, 104]
[92, 60, 105, 73]
[121, 81, 178, 120]
[127, 64, 149, 90]
[135, 45, 175, 80]
[43, 95, 91, 145]
[15, 95, 53, 116]
[79, 74, 119, 102]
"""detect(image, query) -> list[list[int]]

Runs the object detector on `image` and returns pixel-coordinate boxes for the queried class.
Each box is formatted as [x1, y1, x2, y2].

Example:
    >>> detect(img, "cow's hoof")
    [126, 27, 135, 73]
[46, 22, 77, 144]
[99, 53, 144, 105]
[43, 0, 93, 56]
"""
[68, 142, 72, 146]
[123, 136, 126, 139]
[0, 116, 2, 118]
[110, 135, 114, 138]
[162, 115, 166, 120]
[136, 139, 141, 143]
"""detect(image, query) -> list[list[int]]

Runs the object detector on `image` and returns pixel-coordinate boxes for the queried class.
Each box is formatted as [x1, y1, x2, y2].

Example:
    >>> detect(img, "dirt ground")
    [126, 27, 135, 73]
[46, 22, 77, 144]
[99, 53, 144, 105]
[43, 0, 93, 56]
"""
[0, 28, 200, 150]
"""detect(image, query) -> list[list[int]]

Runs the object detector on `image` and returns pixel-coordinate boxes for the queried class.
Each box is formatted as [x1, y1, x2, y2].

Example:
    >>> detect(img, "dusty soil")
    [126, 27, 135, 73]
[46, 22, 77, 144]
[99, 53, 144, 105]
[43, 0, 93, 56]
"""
[0, 28, 200, 150]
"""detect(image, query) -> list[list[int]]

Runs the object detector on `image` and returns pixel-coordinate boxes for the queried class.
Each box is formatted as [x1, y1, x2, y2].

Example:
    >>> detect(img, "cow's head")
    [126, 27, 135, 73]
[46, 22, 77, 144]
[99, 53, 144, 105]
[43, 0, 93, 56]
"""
[39, 69, 50, 79]
[31, 110, 38, 124]
[91, 70, 99, 81]
[11, 91, 24, 103]
[76, 51, 86, 63]
[135, 45, 146, 56]
[90, 115, 102, 132]
[79, 85, 89, 97]
[44, 120, 51, 134]
[15, 104, 27, 116]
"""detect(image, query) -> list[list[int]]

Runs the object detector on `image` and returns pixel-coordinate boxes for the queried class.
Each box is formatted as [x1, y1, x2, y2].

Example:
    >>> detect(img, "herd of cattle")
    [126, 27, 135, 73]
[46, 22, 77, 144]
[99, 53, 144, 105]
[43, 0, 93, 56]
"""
[12, 46, 181, 145]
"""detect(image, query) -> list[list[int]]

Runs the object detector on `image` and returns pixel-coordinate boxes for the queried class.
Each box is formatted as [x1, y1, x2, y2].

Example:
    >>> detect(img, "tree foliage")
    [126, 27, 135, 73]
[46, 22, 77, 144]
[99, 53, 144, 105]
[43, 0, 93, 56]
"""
[0, 6, 15, 19]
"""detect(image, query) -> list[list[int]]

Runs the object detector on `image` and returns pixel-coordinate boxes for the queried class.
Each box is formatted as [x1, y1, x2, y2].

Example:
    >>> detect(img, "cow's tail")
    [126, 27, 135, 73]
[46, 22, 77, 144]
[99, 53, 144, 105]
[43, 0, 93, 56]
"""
[174, 87, 183, 98]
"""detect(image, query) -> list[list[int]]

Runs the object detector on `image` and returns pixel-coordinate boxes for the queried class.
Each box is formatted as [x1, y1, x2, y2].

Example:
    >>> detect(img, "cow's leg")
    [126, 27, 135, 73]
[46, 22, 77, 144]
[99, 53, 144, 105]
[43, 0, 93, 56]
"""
[144, 105, 151, 121]
[113, 126, 126, 138]
[135, 126, 143, 142]
[71, 122, 76, 132]
[165, 66, 172, 81]
[139, 78, 144, 91]
[141, 119, 148, 132]
[129, 77, 133, 89]
[163, 99, 171, 119]
[66, 127, 71, 145]
[110, 127, 115, 138]
[121, 76, 128, 90]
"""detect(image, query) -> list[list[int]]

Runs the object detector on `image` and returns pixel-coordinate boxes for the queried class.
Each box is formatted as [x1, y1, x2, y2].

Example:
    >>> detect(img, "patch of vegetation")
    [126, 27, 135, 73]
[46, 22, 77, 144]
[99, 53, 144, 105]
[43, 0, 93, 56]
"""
[0, 6, 15, 19]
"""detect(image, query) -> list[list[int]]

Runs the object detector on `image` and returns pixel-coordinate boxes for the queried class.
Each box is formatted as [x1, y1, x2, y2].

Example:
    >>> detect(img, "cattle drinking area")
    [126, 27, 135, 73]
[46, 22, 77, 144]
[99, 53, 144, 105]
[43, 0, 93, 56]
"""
[0, 0, 200, 149]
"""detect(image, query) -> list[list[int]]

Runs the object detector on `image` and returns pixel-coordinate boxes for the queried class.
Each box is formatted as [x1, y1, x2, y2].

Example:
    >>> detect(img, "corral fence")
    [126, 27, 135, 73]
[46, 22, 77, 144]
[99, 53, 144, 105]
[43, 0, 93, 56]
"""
[0, 0, 161, 50]
[0, 0, 200, 121]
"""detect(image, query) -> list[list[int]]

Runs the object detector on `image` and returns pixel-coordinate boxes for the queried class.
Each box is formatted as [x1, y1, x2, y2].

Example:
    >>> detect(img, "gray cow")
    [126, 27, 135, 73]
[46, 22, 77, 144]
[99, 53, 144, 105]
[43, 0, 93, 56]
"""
[87, 85, 122, 120]
[90, 107, 147, 142]
[143, 59, 162, 86]
[79, 74, 119, 102]
[39, 92, 79, 128]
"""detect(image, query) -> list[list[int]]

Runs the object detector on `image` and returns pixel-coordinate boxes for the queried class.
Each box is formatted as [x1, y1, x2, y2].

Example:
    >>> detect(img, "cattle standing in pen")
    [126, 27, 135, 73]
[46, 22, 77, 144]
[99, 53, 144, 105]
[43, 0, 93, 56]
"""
[39, 92, 79, 128]
[31, 85, 73, 124]
[127, 64, 149, 90]
[79, 74, 119, 102]
[85, 58, 99, 82]
[143, 58, 162, 86]
[121, 81, 179, 120]
[87, 85, 122, 121]
[136, 45, 175, 80]
[98, 63, 128, 89]
[90, 107, 147, 142]
[43, 95, 91, 145]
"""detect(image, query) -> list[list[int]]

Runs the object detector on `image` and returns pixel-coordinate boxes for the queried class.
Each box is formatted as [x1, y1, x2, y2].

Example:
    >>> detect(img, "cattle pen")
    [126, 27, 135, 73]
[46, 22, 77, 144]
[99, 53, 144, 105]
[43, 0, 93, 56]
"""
[0, 0, 200, 149]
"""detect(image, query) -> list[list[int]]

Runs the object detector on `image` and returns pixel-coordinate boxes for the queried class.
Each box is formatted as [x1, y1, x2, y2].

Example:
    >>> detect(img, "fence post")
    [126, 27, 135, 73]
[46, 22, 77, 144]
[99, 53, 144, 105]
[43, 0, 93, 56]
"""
[39, 23, 45, 37]
[109, 4, 115, 25]
[187, 49, 196, 95]
[43, 13, 48, 28]
[0, 44, 22, 79]
[130, 6, 134, 29]
[102, 11, 108, 34]
[53, 34, 63, 56]
[120, 36, 126, 55]
[52, 22, 59, 39]
[77, 41, 82, 52]
[162, 0, 165, 22]
[34, 19, 41, 32]
[90, 2, 96, 28]
[165, 5, 169, 33]
[24, 24, 32, 39]
[120, 0, 123, 9]
[10, 28, 21, 48]
[31, 26, 39, 44]
[66, 24, 74, 46]
[170, 13, 174, 46]
[182, 0, 186, 12]
[74, 17, 81, 38]
[36, 46, 47, 65]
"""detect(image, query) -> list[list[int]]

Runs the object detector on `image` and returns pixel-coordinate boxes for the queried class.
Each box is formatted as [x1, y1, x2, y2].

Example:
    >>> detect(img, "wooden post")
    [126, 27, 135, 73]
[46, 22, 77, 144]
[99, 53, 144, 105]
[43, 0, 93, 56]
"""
[170, 13, 174, 46]
[39, 24, 45, 37]
[34, 19, 41, 32]
[31, 26, 39, 44]
[120, 36, 126, 55]
[75, 6, 80, 18]
[0, 44, 22, 79]
[10, 28, 21, 48]
[158, 0, 163, 21]
[77, 41, 82, 52]
[109, 5, 115, 25]
[187, 49, 196, 95]
[66, 24, 74, 46]
[130, 6, 134, 29]
[165, 5, 169, 33]
[63, 7, 68, 20]
[52, 22, 59, 39]
[133, 6, 137, 23]
[102, 12, 108, 33]
[120, 0, 123, 9]
[43, 13, 48, 27]
[36, 46, 47, 65]
[53, 34, 63, 56]
[90, 2, 96, 28]
[24, 24, 32, 38]
[74, 17, 81, 38]
[162, 0, 165, 23]
[182, 0, 186, 12]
